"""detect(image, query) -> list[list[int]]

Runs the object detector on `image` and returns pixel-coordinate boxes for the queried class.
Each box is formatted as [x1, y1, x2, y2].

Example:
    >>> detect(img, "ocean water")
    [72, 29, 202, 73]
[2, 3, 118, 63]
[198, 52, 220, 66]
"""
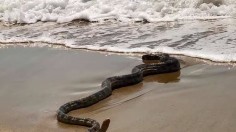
[0, 0, 236, 62]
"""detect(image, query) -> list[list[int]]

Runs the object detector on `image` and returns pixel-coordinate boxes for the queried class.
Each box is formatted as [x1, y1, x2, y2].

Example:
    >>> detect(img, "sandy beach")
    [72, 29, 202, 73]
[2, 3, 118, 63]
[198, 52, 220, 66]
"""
[1, 0, 236, 132]
[0, 45, 236, 132]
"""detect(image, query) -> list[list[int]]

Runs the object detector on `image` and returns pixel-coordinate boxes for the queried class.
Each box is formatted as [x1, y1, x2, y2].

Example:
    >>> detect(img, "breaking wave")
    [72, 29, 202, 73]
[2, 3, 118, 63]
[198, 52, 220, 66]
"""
[0, 0, 236, 23]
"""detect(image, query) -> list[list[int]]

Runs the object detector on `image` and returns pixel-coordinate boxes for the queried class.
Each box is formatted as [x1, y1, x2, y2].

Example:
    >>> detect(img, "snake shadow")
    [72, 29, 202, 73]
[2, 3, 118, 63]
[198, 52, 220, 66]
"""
[144, 70, 181, 83]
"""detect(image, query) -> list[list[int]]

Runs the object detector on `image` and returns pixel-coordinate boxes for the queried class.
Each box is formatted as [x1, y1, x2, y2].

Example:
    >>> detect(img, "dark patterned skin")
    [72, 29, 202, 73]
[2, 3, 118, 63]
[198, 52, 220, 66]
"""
[57, 54, 180, 132]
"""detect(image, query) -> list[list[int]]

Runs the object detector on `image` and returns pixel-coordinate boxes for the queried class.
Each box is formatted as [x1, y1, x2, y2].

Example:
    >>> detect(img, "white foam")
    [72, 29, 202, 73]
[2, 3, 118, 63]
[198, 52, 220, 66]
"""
[1, 19, 236, 62]
[1, 0, 236, 23]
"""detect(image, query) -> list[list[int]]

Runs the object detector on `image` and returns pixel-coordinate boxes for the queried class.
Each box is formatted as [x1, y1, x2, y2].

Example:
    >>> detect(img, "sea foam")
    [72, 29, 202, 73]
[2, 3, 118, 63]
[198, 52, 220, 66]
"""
[1, 0, 236, 63]
[0, 0, 236, 23]
[1, 19, 236, 62]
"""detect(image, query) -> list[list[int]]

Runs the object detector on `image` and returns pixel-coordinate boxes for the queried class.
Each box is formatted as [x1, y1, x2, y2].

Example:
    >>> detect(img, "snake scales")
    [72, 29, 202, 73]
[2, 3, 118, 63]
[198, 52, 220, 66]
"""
[57, 54, 180, 132]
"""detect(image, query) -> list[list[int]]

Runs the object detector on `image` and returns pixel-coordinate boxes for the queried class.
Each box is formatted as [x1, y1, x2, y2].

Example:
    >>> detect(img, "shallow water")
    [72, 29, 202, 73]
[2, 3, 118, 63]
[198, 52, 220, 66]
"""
[1, 18, 236, 62]
[1, 0, 236, 62]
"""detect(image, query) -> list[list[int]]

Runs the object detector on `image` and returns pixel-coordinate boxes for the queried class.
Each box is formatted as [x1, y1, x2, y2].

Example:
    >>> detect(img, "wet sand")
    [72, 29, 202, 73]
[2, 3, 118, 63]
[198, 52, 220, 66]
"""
[0, 46, 236, 132]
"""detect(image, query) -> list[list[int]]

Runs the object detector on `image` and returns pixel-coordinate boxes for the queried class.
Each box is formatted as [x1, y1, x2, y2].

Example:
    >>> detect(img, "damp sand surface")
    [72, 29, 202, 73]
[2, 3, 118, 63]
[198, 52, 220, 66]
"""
[0, 46, 236, 132]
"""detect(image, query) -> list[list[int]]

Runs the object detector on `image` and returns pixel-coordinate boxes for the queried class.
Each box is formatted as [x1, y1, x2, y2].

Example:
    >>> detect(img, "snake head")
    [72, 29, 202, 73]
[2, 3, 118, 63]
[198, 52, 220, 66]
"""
[99, 119, 110, 132]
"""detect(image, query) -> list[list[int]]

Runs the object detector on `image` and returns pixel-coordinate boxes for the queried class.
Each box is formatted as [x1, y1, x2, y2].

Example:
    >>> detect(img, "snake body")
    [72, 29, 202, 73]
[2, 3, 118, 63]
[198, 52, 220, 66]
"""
[57, 54, 180, 132]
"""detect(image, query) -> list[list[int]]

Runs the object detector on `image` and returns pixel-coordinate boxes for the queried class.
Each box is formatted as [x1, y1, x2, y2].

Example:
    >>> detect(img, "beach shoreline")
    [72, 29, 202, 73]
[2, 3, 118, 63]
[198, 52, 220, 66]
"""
[0, 45, 236, 132]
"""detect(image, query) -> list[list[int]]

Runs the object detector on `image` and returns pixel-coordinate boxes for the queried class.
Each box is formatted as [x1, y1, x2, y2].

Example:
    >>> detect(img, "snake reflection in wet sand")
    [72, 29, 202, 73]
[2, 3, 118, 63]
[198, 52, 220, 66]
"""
[57, 54, 180, 132]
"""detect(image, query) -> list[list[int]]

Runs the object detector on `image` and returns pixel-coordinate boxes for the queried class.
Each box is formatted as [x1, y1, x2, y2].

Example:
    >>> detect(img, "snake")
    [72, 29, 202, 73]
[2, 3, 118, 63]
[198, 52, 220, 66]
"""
[57, 53, 180, 132]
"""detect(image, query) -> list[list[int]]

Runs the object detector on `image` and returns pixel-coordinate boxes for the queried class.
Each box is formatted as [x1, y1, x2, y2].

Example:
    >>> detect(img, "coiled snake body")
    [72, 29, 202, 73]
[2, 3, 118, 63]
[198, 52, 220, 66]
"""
[57, 54, 180, 132]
